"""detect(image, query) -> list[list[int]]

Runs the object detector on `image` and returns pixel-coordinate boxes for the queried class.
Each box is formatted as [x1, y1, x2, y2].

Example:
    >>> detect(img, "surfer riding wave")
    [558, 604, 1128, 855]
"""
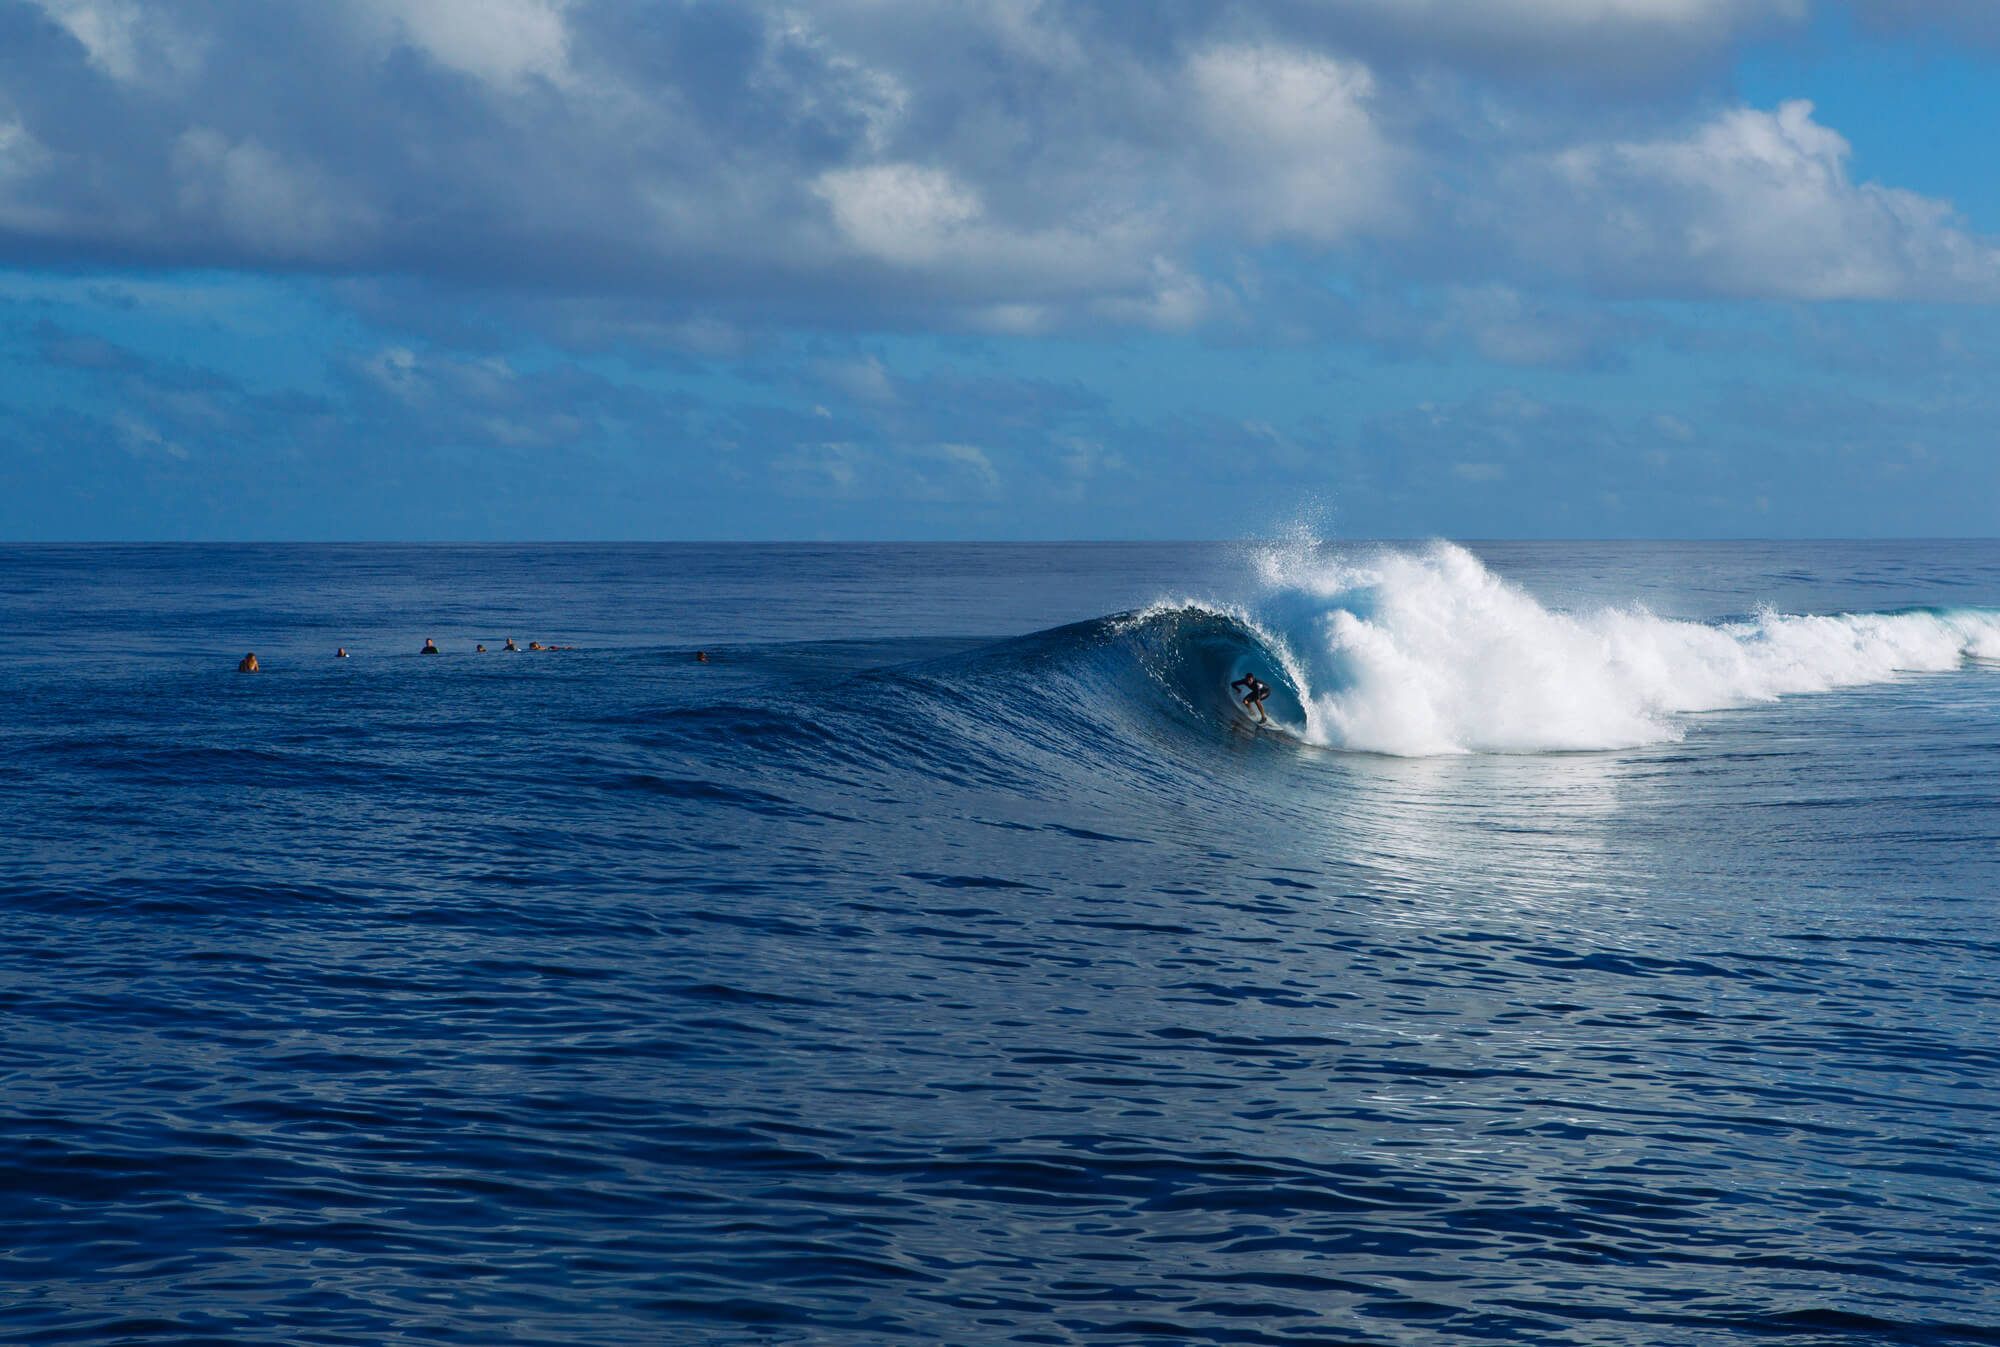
[1231, 672, 1271, 723]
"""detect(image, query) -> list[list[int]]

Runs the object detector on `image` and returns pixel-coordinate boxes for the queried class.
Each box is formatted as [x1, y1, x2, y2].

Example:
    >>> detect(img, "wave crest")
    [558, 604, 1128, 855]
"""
[1249, 541, 2000, 756]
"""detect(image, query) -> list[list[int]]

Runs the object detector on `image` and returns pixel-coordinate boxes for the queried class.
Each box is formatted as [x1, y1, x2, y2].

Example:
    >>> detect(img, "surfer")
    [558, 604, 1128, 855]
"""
[503, 638, 518, 651]
[238, 653, 259, 673]
[1231, 672, 1271, 723]
[421, 639, 440, 655]
[336, 648, 348, 658]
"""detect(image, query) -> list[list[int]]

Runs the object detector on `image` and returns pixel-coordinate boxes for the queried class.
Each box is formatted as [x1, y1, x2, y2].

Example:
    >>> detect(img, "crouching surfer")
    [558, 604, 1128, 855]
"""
[1231, 672, 1271, 724]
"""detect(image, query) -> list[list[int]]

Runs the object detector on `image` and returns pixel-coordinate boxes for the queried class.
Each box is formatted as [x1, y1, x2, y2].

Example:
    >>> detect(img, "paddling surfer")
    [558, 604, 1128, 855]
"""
[1231, 672, 1271, 723]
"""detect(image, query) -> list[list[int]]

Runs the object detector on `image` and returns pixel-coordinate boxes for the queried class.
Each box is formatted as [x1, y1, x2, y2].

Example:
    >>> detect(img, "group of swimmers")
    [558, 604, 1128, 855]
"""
[239, 642, 714, 671]
[417, 637, 573, 655]
[238, 638, 571, 671]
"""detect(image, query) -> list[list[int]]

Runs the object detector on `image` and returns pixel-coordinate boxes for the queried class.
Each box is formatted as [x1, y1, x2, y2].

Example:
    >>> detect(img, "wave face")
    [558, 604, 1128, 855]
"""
[1224, 541, 2000, 755]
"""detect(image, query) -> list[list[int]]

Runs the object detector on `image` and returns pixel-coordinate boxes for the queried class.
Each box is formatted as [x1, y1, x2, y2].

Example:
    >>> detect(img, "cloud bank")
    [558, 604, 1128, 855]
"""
[3, 0, 1998, 338]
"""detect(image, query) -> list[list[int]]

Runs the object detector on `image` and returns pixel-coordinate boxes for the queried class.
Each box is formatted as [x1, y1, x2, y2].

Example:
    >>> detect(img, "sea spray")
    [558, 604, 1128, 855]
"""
[1245, 540, 2000, 755]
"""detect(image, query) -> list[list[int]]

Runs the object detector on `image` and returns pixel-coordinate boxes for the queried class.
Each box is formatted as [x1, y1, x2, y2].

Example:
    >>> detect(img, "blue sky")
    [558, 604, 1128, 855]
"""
[2, 0, 1997, 540]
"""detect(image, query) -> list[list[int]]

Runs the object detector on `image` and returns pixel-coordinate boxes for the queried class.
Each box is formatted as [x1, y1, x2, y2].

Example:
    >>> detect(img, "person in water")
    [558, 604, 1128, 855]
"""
[238, 653, 259, 673]
[503, 638, 518, 652]
[336, 648, 349, 658]
[421, 639, 440, 655]
[1231, 672, 1271, 723]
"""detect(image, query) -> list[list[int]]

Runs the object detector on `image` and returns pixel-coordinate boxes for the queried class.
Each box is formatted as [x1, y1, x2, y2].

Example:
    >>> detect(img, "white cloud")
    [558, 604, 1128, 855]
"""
[2, 0, 1998, 341]
[32, 0, 140, 79]
[113, 412, 188, 460]
[27, 0, 205, 84]
[814, 162, 982, 265]
[758, 11, 909, 156]
[1337, 0, 1797, 31]
[1054, 436, 1131, 504]
[1444, 286, 1639, 366]
[773, 436, 1003, 502]
[1092, 258, 1213, 332]
[362, 346, 525, 410]
[355, 0, 574, 86]
[173, 130, 376, 261]
[1302, 0, 1807, 77]
[1186, 43, 1399, 244]
[365, 346, 425, 401]
[1654, 413, 1695, 441]
[913, 442, 1001, 499]
[775, 441, 865, 495]
[813, 356, 899, 406]
[965, 303, 1052, 336]
[810, 159, 1169, 312]
[344, 344, 621, 452]
[1535, 99, 2000, 300]
[0, 119, 45, 183]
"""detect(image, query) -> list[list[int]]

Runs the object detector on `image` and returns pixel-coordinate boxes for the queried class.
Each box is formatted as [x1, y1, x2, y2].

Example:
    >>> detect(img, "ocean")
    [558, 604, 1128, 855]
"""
[4, 539, 1998, 1346]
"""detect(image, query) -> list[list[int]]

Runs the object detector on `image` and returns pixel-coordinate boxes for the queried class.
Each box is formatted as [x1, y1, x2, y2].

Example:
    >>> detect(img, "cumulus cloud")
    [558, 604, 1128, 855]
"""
[814, 163, 980, 266]
[173, 129, 378, 261]
[1522, 99, 2000, 300]
[352, 0, 575, 87]
[0, 0, 1995, 338]
[1184, 43, 1399, 244]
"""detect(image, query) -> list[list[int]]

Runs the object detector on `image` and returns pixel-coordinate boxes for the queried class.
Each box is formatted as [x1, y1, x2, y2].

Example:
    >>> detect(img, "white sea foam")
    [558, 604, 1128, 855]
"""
[1251, 541, 2000, 756]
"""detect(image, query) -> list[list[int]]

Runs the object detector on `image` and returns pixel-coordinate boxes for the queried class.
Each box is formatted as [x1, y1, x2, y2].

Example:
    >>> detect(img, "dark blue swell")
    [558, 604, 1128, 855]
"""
[4, 542, 2000, 1347]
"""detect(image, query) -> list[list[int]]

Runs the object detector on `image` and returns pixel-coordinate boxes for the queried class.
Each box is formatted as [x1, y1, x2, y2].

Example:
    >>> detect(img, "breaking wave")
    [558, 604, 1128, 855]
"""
[1240, 540, 2000, 755]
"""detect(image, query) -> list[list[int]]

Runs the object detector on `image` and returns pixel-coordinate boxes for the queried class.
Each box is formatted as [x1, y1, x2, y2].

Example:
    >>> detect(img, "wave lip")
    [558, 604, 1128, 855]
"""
[1246, 542, 2000, 757]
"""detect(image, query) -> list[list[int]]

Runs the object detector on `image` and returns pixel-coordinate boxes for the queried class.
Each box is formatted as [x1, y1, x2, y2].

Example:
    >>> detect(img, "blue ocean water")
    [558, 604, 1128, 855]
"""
[4, 539, 1999, 1346]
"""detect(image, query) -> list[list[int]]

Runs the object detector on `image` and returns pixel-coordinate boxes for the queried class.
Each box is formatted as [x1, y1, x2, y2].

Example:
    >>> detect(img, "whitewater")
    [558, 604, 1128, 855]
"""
[1173, 539, 2000, 755]
[5, 539, 1998, 1347]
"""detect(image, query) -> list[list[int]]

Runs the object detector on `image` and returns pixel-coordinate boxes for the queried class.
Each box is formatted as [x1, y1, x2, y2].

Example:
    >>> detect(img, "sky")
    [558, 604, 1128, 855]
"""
[2, 0, 1998, 541]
